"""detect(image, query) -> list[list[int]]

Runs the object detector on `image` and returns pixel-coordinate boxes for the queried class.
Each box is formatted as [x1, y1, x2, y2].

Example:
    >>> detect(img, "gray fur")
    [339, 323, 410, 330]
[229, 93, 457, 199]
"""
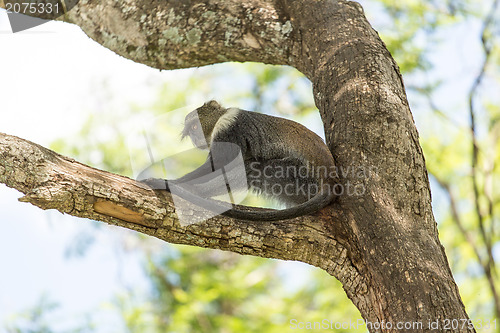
[142, 100, 337, 221]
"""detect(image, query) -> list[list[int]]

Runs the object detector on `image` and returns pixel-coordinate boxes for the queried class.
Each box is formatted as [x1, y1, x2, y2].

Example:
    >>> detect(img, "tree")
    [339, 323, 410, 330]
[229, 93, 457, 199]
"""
[0, 0, 476, 331]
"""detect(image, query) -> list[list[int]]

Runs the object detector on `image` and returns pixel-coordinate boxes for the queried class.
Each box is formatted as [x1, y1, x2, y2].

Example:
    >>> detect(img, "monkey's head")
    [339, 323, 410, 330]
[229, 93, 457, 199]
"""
[182, 100, 227, 149]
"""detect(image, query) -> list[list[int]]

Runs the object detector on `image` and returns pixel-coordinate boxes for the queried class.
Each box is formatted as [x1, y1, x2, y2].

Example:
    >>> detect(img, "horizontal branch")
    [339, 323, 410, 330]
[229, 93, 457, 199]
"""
[0, 132, 351, 270]
[32, 0, 294, 69]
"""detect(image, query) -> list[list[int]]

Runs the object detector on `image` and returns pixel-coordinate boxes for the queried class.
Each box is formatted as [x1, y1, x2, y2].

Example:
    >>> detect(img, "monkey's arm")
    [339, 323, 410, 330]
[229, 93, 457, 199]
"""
[175, 142, 242, 184]
[141, 141, 246, 197]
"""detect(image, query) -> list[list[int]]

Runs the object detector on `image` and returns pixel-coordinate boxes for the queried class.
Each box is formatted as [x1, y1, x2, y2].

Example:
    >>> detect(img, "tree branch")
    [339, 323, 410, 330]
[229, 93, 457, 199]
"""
[0, 131, 360, 280]
[66, 0, 295, 69]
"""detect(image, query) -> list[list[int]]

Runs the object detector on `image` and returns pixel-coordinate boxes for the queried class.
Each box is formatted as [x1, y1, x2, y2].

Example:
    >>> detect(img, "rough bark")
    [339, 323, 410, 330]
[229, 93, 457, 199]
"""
[0, 0, 474, 331]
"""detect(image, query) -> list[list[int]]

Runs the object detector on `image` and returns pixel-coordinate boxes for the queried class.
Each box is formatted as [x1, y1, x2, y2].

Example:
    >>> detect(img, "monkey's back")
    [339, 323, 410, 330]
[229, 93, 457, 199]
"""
[227, 111, 335, 182]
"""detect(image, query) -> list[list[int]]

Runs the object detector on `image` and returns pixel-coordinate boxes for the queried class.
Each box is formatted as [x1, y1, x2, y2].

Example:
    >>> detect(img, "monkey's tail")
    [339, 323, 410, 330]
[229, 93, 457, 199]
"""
[222, 185, 336, 221]
[145, 181, 336, 222]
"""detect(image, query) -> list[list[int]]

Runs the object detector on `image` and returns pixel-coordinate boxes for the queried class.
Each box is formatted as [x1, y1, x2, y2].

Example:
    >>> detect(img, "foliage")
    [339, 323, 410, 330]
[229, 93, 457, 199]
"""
[112, 246, 364, 333]
[414, 0, 500, 320]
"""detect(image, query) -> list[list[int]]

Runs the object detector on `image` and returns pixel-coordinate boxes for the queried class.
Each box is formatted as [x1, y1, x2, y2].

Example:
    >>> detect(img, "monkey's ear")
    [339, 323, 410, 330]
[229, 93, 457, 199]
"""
[206, 100, 221, 108]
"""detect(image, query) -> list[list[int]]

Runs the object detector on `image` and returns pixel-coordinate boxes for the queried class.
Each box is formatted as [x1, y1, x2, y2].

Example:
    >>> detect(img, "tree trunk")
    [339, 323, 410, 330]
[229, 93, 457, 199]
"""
[0, 0, 474, 331]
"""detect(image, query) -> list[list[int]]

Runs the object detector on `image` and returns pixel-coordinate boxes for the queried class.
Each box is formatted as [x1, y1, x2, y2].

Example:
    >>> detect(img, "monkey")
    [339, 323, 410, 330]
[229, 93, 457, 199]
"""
[140, 100, 338, 221]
